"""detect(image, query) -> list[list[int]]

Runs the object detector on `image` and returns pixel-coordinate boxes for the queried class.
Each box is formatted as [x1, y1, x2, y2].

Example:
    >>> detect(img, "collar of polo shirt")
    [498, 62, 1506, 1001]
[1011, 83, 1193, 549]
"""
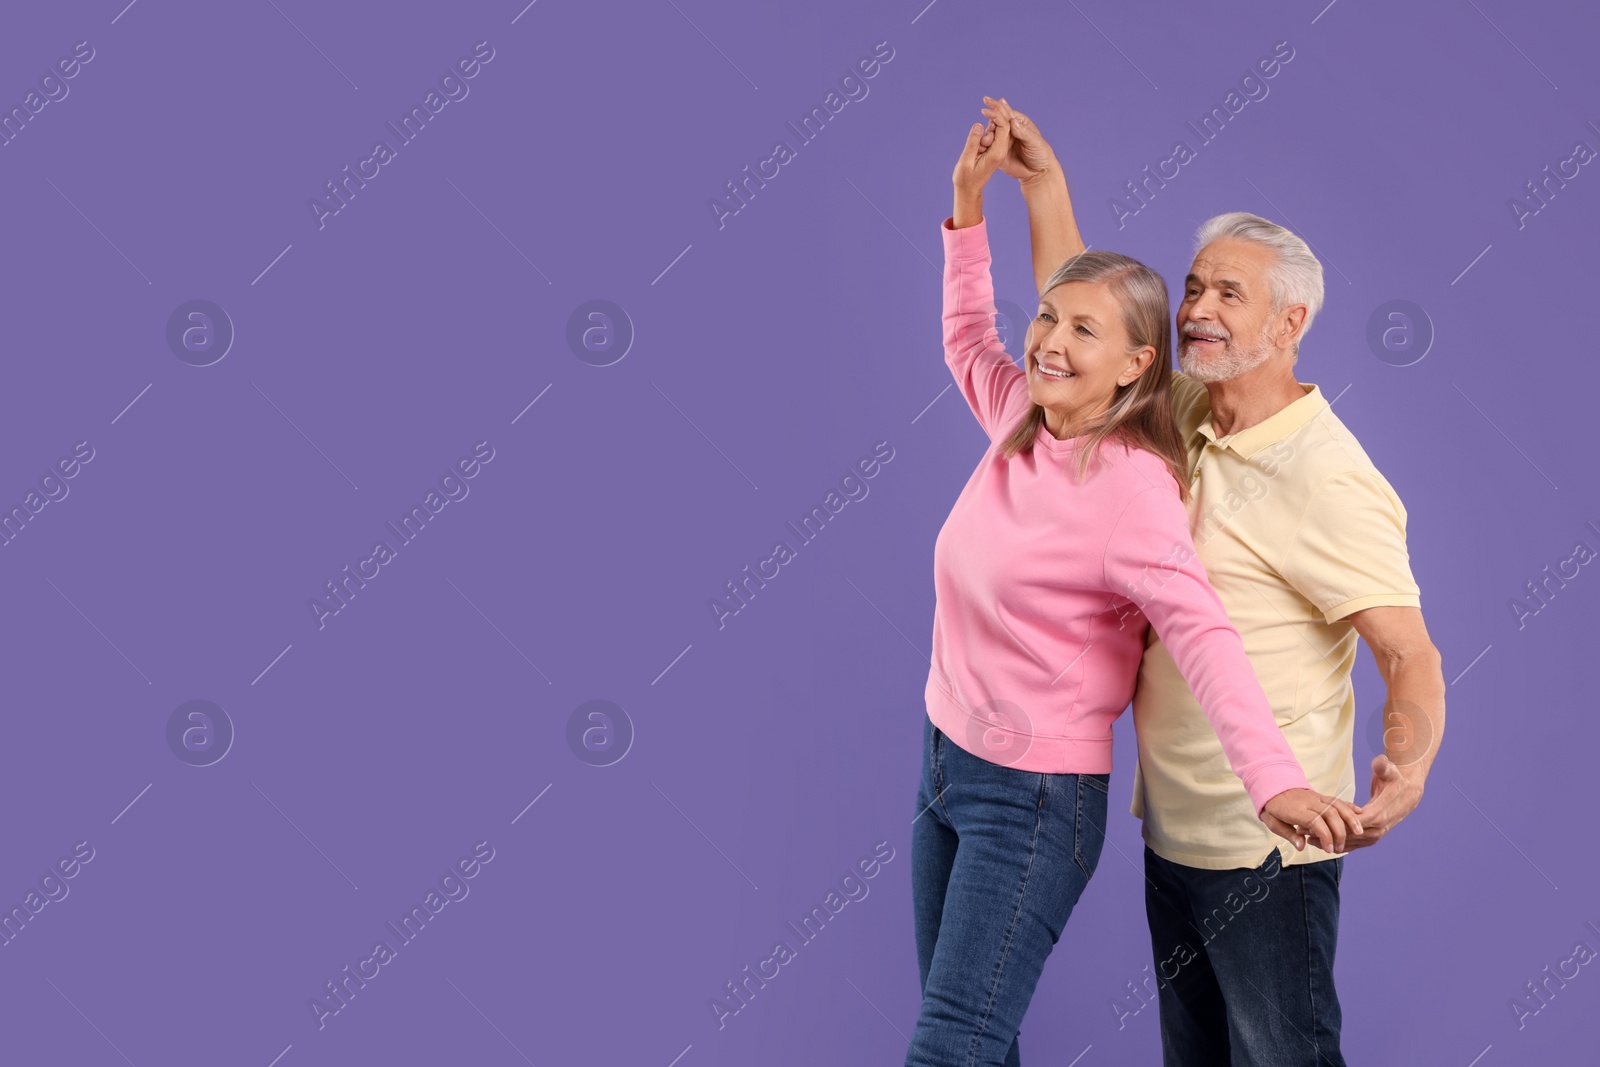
[1196, 382, 1327, 458]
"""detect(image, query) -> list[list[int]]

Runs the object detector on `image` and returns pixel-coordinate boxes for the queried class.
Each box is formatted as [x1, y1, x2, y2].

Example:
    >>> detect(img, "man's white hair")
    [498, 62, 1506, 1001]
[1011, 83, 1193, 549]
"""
[1193, 212, 1325, 353]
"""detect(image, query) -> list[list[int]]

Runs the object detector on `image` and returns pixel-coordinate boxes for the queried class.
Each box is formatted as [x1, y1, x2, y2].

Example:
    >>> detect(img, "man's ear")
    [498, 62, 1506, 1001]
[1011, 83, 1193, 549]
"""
[1277, 305, 1308, 350]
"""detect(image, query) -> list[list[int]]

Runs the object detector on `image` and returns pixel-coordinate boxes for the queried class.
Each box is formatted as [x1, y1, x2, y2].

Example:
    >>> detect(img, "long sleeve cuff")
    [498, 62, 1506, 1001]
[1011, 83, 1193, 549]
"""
[941, 216, 989, 260]
[1243, 760, 1313, 817]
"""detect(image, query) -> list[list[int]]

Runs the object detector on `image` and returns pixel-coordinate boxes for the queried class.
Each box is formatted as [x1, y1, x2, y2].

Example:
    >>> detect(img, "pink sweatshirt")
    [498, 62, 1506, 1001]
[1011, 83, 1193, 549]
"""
[927, 218, 1309, 815]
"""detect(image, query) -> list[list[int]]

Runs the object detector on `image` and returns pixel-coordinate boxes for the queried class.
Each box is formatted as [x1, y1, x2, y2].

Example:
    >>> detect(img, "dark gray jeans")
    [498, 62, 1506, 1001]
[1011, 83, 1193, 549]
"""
[1143, 843, 1347, 1067]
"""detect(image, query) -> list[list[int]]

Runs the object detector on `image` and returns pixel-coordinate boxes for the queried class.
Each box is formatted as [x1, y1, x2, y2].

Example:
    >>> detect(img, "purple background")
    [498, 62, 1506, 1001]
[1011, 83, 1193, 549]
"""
[1, 0, 1595, 1064]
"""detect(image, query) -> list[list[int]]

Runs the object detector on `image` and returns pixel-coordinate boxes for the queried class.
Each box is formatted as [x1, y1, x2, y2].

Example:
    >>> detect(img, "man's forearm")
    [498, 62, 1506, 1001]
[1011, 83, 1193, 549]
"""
[1381, 650, 1446, 781]
[1020, 169, 1086, 295]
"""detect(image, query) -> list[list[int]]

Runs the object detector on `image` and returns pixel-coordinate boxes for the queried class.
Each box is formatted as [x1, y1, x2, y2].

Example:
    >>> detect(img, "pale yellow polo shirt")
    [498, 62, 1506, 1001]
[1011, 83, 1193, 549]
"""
[1130, 373, 1422, 870]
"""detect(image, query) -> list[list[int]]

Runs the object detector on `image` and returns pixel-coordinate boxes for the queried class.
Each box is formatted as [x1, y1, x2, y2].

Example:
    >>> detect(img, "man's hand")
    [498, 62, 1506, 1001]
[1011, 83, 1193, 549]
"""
[978, 96, 1057, 187]
[951, 108, 1011, 228]
[1342, 754, 1426, 850]
[979, 98, 1086, 291]
[1260, 788, 1365, 854]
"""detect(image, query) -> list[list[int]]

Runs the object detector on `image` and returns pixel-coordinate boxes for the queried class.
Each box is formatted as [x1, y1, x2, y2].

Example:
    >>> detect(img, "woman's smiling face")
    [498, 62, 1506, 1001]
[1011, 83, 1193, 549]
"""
[1025, 279, 1149, 432]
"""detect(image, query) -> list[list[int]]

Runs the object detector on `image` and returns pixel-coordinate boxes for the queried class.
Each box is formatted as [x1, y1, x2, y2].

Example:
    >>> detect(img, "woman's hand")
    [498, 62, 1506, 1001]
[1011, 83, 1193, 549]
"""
[1260, 788, 1366, 853]
[979, 96, 1057, 187]
[951, 109, 1011, 229]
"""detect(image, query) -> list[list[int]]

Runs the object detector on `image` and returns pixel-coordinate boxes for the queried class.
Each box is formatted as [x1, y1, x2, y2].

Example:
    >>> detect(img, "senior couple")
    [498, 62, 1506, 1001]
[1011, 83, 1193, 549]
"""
[908, 97, 1446, 1066]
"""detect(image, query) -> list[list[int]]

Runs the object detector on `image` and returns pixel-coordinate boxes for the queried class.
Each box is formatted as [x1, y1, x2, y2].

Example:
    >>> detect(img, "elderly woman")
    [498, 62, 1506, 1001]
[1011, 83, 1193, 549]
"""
[906, 101, 1363, 1067]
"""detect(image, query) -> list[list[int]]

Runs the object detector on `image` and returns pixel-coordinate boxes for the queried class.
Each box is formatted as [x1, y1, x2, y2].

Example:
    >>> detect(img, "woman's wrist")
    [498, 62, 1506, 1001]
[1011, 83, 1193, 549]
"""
[952, 190, 984, 228]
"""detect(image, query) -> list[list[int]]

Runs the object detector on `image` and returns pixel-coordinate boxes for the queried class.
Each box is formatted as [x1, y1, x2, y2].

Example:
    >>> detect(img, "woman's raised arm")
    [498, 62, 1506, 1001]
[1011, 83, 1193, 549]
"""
[942, 113, 1028, 440]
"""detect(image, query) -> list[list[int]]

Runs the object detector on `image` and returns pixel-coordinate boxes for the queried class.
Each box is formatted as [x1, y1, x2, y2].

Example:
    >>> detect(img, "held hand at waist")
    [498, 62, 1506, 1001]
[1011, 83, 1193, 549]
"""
[1260, 788, 1365, 854]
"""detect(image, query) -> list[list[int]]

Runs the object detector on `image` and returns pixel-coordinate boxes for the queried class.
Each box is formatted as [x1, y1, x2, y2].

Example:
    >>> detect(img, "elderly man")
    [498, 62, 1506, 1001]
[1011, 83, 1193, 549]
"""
[978, 97, 1447, 1066]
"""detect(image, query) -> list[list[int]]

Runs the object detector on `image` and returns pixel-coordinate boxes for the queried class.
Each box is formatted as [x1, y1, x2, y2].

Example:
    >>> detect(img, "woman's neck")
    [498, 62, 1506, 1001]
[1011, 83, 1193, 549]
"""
[1044, 406, 1101, 440]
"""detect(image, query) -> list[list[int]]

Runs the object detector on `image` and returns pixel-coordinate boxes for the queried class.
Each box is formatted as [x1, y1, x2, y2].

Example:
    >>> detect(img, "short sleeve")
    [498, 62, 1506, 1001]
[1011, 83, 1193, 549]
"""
[1281, 469, 1421, 623]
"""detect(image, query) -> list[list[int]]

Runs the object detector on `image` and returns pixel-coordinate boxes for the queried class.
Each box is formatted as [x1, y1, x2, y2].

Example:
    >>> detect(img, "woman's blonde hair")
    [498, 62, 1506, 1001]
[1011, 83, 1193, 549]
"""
[999, 249, 1190, 502]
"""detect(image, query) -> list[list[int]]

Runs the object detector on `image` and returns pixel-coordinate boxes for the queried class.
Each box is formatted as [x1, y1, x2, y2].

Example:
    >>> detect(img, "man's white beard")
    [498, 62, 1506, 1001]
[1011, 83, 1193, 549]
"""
[1178, 325, 1275, 383]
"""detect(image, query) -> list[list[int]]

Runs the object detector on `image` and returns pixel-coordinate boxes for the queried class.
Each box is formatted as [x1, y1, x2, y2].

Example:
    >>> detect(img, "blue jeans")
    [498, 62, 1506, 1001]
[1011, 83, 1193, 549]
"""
[908, 716, 1109, 1066]
[1143, 844, 1347, 1067]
